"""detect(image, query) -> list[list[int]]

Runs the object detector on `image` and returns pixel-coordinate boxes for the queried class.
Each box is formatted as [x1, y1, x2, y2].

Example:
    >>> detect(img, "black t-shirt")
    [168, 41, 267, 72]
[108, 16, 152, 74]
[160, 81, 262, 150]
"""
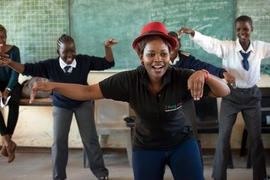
[99, 66, 210, 150]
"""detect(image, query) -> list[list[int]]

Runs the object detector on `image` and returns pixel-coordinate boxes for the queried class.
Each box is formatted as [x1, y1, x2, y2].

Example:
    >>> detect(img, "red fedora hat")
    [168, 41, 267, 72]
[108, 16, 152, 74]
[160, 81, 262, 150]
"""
[132, 22, 177, 50]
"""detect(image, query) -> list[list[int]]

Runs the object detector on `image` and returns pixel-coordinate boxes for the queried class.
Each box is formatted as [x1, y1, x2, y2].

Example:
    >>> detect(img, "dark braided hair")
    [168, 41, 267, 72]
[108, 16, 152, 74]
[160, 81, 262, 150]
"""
[57, 34, 74, 48]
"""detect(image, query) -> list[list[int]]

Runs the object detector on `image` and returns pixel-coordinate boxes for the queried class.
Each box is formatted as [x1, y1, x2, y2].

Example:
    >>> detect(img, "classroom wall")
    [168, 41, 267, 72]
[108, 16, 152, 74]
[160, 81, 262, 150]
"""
[1, 0, 270, 150]
[4, 73, 269, 150]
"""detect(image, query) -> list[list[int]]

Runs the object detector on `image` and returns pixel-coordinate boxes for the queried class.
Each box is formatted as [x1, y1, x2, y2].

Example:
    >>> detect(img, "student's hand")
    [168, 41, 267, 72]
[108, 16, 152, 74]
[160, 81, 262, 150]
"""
[30, 82, 53, 103]
[223, 72, 236, 89]
[105, 38, 119, 47]
[187, 70, 205, 100]
[178, 27, 195, 38]
[3, 88, 10, 98]
[2, 89, 10, 104]
[0, 53, 11, 66]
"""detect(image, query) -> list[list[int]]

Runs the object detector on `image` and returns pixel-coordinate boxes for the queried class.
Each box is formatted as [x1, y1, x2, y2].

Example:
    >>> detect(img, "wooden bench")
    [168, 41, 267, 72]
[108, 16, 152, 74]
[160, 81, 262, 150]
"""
[19, 97, 52, 106]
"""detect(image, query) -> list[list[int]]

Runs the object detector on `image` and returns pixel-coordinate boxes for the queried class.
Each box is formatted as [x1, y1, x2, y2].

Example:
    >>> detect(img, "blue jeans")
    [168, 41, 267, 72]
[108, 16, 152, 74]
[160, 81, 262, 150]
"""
[182, 98, 204, 170]
[132, 140, 203, 180]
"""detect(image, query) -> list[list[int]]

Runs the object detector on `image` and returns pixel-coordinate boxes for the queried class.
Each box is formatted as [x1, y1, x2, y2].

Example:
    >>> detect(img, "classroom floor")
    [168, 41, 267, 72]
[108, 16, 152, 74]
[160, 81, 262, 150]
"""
[0, 148, 270, 180]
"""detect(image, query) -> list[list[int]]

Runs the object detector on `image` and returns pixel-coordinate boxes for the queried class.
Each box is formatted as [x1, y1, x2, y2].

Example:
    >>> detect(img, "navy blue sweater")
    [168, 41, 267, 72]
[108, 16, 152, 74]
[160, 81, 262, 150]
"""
[23, 54, 114, 108]
[171, 51, 226, 78]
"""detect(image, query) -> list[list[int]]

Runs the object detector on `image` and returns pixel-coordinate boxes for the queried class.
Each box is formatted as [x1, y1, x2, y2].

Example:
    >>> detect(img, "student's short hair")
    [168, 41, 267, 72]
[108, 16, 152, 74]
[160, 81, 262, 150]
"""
[57, 34, 74, 48]
[235, 15, 253, 26]
[0, 24, 7, 37]
[168, 31, 180, 45]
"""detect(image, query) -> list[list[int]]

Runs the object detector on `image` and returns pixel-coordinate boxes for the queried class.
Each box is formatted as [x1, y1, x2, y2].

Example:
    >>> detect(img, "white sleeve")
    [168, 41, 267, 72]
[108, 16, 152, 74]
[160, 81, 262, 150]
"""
[190, 31, 227, 59]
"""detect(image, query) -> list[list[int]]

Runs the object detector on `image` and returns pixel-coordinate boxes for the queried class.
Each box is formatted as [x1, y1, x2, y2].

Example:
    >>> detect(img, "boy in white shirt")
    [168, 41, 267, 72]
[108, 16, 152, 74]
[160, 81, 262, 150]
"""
[179, 15, 270, 180]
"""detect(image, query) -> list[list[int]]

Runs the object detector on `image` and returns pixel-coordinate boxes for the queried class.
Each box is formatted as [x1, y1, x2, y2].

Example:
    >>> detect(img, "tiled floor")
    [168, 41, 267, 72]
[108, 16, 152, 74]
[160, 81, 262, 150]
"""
[0, 148, 269, 180]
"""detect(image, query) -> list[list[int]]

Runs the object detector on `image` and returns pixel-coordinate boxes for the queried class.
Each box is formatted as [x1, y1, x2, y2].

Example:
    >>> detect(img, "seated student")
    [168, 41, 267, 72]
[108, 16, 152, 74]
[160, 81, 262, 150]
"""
[0, 34, 118, 180]
[168, 31, 232, 170]
[27, 22, 230, 180]
[179, 15, 270, 180]
[0, 24, 21, 163]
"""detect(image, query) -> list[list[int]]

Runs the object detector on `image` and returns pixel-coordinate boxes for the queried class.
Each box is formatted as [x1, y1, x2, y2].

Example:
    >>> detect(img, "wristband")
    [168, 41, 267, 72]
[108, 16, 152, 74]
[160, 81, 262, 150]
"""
[201, 69, 209, 82]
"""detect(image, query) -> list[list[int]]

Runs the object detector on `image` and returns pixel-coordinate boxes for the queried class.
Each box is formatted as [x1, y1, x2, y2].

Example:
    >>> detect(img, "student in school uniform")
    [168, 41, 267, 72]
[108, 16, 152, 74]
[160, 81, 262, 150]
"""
[179, 15, 270, 180]
[0, 34, 118, 180]
[0, 24, 21, 163]
[168, 31, 230, 170]
[28, 21, 230, 180]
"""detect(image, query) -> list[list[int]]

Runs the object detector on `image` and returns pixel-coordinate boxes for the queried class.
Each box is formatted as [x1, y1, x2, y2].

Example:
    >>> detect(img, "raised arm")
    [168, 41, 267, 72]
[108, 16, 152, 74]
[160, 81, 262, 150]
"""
[0, 53, 25, 73]
[104, 38, 118, 62]
[178, 27, 226, 59]
[178, 27, 195, 38]
[178, 27, 237, 88]
[31, 82, 104, 103]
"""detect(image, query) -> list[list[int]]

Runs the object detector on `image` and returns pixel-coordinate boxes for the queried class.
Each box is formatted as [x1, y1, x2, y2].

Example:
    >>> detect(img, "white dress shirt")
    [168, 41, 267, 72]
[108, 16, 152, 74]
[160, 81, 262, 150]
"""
[169, 53, 180, 65]
[191, 31, 270, 88]
[59, 57, 77, 73]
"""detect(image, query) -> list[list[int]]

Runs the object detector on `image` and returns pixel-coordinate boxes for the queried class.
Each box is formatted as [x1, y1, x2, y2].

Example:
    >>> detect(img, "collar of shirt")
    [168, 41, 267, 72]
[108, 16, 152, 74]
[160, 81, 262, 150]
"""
[140, 66, 171, 88]
[235, 38, 254, 53]
[59, 57, 77, 70]
[169, 53, 180, 65]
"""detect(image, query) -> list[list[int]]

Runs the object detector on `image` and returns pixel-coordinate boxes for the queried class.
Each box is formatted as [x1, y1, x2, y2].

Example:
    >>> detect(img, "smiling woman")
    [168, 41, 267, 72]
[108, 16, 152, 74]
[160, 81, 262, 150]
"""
[29, 21, 230, 180]
[138, 37, 171, 88]
[0, 24, 21, 164]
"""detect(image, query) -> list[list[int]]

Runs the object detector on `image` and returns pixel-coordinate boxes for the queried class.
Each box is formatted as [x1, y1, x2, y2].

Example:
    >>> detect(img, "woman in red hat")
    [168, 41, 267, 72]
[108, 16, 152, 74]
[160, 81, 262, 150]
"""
[26, 22, 229, 180]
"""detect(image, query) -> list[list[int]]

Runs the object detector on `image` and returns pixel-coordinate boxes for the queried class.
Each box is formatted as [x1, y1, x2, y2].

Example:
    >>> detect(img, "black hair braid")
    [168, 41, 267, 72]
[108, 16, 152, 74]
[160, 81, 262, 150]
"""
[57, 34, 74, 48]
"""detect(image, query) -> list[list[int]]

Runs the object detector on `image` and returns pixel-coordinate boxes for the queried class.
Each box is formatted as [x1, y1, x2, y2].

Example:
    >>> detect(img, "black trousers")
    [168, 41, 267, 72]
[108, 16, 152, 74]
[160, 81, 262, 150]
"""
[0, 81, 22, 135]
[212, 85, 267, 180]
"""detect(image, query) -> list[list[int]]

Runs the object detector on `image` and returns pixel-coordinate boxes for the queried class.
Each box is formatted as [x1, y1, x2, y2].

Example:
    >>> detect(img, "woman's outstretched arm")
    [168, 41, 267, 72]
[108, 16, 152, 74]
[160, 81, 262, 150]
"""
[31, 82, 104, 103]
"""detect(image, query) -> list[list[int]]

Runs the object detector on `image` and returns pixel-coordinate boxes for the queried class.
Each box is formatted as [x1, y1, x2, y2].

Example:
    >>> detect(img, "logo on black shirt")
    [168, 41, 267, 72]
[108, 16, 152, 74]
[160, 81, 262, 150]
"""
[164, 102, 182, 112]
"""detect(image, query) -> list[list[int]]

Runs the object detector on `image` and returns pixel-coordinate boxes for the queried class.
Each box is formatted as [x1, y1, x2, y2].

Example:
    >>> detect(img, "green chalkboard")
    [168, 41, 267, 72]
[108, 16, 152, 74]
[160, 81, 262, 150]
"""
[151, 0, 235, 68]
[70, 0, 149, 71]
[70, 0, 235, 71]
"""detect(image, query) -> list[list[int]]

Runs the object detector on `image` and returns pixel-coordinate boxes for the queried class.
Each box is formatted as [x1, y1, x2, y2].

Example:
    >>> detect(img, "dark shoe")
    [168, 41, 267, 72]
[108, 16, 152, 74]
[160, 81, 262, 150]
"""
[98, 176, 109, 180]
[0, 145, 8, 157]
